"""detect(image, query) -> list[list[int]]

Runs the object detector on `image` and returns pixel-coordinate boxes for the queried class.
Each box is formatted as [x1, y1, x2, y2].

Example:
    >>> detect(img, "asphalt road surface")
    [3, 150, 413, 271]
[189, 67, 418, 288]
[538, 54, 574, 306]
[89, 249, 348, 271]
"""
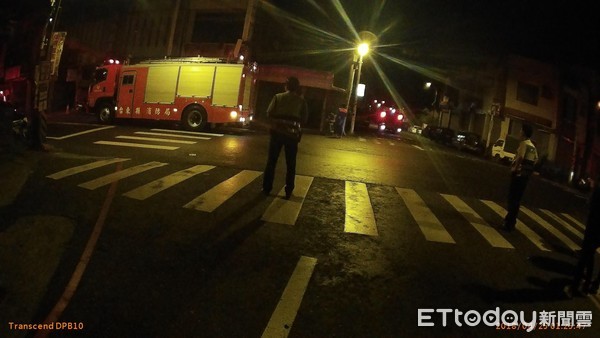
[0, 113, 598, 337]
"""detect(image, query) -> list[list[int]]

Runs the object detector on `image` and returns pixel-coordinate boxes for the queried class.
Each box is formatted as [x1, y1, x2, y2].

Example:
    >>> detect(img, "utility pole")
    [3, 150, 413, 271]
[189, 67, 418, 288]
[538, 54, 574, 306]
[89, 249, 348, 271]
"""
[166, 0, 181, 57]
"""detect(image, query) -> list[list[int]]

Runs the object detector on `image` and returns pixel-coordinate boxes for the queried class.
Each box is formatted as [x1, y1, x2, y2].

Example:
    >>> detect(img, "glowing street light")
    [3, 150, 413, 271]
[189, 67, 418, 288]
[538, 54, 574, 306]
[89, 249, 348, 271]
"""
[357, 43, 369, 57]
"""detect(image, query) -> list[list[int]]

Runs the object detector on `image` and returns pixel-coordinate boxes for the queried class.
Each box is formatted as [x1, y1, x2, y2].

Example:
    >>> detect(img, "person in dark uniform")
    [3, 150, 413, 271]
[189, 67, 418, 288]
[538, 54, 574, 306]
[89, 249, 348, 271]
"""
[504, 124, 538, 231]
[334, 104, 348, 138]
[565, 183, 600, 297]
[262, 77, 308, 199]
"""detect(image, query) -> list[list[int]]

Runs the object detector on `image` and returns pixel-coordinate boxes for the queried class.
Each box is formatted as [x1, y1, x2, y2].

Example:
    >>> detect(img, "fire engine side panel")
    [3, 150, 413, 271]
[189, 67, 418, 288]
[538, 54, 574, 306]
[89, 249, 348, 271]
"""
[177, 66, 215, 98]
[145, 66, 179, 103]
[212, 65, 243, 107]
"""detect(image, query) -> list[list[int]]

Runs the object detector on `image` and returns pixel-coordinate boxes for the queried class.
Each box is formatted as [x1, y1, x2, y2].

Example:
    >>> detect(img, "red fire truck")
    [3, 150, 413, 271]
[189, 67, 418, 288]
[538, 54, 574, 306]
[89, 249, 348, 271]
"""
[87, 57, 257, 131]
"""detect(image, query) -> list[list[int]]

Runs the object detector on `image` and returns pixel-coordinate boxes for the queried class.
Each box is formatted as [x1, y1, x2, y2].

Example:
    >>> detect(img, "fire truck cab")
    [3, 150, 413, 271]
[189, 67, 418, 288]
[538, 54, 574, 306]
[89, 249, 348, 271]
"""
[87, 57, 256, 131]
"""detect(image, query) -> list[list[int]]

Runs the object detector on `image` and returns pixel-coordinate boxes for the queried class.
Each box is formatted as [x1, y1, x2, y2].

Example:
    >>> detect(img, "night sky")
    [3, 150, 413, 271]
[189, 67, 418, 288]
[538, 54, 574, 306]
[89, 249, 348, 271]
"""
[260, 0, 600, 109]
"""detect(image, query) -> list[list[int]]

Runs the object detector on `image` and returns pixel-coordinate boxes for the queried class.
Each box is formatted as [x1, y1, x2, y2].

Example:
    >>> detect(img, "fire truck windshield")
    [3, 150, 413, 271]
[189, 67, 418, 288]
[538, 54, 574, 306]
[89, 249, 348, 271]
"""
[93, 68, 108, 84]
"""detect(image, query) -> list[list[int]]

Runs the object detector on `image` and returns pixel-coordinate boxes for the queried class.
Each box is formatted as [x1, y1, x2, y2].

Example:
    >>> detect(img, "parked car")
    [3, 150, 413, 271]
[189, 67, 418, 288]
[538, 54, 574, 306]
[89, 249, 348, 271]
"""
[491, 135, 520, 162]
[431, 127, 455, 146]
[422, 125, 440, 139]
[452, 131, 485, 155]
[409, 125, 423, 134]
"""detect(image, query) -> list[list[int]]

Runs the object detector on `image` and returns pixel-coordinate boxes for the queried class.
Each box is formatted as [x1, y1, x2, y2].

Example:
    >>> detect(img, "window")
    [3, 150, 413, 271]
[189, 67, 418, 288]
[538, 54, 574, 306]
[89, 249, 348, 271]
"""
[122, 75, 134, 85]
[93, 68, 108, 84]
[516, 81, 539, 106]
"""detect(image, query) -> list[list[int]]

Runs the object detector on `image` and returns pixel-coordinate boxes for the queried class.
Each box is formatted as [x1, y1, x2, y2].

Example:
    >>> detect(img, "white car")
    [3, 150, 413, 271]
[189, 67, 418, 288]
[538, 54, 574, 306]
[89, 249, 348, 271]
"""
[409, 125, 423, 134]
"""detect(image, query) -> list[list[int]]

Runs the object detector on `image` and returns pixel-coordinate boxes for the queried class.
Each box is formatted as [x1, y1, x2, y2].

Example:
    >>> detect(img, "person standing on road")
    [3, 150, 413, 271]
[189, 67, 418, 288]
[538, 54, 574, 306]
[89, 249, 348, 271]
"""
[504, 124, 538, 231]
[262, 76, 308, 199]
[565, 183, 600, 297]
[334, 104, 348, 138]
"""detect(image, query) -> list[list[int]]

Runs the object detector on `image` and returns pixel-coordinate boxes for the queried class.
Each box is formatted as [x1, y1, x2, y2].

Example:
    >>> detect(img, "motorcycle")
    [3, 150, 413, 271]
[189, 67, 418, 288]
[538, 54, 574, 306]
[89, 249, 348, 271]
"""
[1, 102, 46, 152]
[326, 111, 337, 136]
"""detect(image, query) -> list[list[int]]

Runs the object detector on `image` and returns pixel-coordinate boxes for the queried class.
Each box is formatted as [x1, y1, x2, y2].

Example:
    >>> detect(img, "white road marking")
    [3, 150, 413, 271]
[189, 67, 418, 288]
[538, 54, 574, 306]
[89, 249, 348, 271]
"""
[262, 176, 313, 225]
[396, 188, 455, 243]
[412, 145, 425, 151]
[344, 181, 378, 236]
[183, 170, 262, 212]
[123, 165, 215, 200]
[150, 128, 224, 137]
[540, 209, 583, 239]
[481, 200, 551, 251]
[560, 213, 586, 231]
[46, 126, 115, 140]
[94, 141, 179, 150]
[442, 194, 513, 249]
[47, 158, 130, 180]
[78, 161, 168, 190]
[521, 207, 580, 252]
[374, 139, 381, 145]
[262, 256, 317, 338]
[134, 131, 211, 140]
[388, 141, 395, 146]
[358, 137, 366, 142]
[115, 135, 196, 144]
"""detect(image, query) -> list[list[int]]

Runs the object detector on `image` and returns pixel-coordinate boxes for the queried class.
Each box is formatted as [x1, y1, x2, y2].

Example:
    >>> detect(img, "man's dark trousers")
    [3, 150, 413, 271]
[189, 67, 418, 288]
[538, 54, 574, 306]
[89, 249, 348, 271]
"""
[263, 131, 298, 195]
[504, 173, 530, 228]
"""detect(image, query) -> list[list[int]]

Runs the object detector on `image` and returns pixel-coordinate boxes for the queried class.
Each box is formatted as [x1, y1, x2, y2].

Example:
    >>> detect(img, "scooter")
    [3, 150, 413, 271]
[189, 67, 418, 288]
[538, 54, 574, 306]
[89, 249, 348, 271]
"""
[1, 107, 45, 151]
[326, 111, 337, 136]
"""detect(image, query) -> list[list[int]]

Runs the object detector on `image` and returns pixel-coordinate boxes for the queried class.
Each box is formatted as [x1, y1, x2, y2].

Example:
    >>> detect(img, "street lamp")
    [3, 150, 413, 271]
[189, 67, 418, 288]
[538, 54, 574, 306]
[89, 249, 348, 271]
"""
[347, 42, 369, 135]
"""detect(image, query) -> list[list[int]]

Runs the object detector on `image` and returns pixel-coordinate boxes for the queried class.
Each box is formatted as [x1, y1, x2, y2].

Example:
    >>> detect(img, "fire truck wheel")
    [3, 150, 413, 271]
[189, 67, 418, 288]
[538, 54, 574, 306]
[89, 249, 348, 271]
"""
[182, 106, 207, 131]
[97, 104, 114, 124]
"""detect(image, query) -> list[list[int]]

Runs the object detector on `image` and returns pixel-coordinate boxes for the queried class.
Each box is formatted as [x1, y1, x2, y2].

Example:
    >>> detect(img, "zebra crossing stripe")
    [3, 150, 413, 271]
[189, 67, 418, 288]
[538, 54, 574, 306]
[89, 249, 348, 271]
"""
[135, 131, 210, 140]
[47, 126, 115, 140]
[560, 213, 586, 231]
[480, 201, 551, 252]
[115, 135, 197, 144]
[78, 162, 168, 190]
[396, 188, 455, 243]
[345, 181, 378, 236]
[94, 141, 179, 150]
[520, 207, 580, 252]
[262, 256, 317, 337]
[150, 128, 224, 137]
[123, 165, 215, 200]
[262, 176, 313, 225]
[442, 194, 513, 249]
[540, 209, 583, 239]
[47, 158, 130, 180]
[183, 170, 262, 212]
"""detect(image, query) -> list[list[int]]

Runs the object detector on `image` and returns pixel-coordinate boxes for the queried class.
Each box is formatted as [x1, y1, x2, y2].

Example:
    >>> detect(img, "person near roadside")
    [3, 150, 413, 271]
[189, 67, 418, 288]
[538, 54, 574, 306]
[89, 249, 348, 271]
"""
[262, 76, 308, 199]
[504, 124, 538, 231]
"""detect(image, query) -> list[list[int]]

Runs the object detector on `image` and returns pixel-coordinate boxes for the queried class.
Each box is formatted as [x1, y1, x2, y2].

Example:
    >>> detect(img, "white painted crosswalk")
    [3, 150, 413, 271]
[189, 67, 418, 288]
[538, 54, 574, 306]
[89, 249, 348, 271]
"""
[46, 158, 589, 254]
[123, 165, 215, 200]
[442, 194, 513, 249]
[183, 170, 262, 212]
[262, 176, 314, 225]
[345, 181, 378, 236]
[92, 128, 220, 151]
[396, 188, 455, 244]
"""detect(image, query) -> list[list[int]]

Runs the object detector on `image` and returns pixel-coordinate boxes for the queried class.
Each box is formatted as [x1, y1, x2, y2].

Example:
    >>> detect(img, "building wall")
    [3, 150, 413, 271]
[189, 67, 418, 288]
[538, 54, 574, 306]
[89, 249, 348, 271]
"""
[504, 55, 559, 130]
